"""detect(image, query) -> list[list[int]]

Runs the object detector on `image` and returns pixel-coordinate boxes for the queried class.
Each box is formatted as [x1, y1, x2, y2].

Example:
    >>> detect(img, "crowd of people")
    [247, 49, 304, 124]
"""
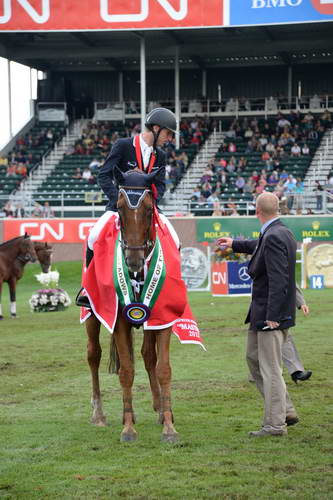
[189, 109, 332, 216]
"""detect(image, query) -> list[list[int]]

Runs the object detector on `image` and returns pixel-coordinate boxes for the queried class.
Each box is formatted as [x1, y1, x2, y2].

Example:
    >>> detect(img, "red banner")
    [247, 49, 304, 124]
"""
[3, 219, 98, 243]
[0, 0, 223, 31]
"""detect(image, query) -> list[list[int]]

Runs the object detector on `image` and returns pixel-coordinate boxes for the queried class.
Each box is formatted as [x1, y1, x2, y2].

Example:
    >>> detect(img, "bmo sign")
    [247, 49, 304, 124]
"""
[231, 0, 333, 25]
[252, 0, 302, 6]
[3, 219, 97, 243]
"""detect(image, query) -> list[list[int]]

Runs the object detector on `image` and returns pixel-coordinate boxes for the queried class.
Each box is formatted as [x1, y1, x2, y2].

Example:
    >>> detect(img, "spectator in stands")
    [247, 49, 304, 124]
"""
[211, 201, 223, 217]
[314, 180, 324, 211]
[15, 163, 27, 178]
[267, 171, 279, 187]
[251, 170, 259, 185]
[6, 164, 16, 177]
[301, 143, 310, 155]
[201, 181, 213, 199]
[294, 178, 305, 214]
[82, 167, 92, 182]
[32, 202, 43, 217]
[200, 166, 213, 184]
[244, 179, 255, 195]
[235, 175, 245, 193]
[14, 203, 25, 218]
[3, 200, 15, 217]
[291, 143, 301, 157]
[42, 201, 54, 218]
[228, 142, 236, 153]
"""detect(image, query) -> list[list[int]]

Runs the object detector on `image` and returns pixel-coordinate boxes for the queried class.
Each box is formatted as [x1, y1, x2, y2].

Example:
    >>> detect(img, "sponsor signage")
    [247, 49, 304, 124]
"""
[197, 216, 333, 243]
[211, 261, 251, 296]
[229, 0, 333, 27]
[0, 0, 223, 31]
[3, 219, 98, 243]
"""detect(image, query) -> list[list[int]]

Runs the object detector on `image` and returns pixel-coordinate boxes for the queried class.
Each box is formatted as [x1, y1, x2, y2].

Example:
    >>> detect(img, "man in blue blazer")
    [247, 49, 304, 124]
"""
[217, 192, 298, 437]
[76, 107, 178, 307]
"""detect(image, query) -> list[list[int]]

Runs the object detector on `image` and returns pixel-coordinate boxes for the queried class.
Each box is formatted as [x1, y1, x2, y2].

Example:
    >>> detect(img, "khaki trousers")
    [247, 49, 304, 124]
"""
[247, 329, 296, 432]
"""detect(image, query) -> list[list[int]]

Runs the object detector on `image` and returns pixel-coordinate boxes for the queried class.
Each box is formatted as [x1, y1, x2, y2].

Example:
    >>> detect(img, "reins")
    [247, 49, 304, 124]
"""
[118, 185, 155, 255]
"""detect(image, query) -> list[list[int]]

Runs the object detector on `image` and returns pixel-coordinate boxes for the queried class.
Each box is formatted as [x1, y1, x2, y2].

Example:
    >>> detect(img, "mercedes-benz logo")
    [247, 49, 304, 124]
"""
[238, 266, 250, 281]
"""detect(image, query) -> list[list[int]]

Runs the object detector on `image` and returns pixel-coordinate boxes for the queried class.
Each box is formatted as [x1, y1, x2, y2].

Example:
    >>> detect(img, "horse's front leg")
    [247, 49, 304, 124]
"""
[156, 328, 179, 443]
[8, 278, 17, 318]
[86, 315, 107, 426]
[114, 314, 137, 442]
[141, 330, 161, 414]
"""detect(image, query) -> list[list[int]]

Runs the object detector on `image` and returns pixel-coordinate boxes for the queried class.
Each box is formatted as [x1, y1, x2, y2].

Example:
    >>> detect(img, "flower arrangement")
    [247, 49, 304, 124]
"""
[29, 270, 72, 312]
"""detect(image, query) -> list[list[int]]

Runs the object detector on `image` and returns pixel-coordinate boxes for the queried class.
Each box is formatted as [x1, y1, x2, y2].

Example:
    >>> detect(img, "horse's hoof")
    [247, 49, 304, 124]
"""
[161, 432, 179, 444]
[10, 314, 17, 319]
[91, 415, 107, 427]
[121, 430, 137, 442]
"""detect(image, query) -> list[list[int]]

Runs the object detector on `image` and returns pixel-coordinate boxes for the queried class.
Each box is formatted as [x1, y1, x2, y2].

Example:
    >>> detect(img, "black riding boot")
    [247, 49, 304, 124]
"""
[75, 248, 94, 308]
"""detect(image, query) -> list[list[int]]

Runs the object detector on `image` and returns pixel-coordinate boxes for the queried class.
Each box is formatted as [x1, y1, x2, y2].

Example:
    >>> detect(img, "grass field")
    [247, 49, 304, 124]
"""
[0, 261, 332, 500]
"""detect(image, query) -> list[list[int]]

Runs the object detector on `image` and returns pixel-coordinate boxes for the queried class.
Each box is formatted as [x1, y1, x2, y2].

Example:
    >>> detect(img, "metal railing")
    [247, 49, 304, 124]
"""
[93, 95, 333, 121]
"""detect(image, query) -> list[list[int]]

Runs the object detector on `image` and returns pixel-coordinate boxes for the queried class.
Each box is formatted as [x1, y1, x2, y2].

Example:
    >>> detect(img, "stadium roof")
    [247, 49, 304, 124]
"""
[1, 22, 333, 72]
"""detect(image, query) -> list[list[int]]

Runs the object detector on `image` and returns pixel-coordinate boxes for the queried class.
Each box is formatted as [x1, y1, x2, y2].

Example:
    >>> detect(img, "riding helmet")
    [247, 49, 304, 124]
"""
[145, 107, 177, 133]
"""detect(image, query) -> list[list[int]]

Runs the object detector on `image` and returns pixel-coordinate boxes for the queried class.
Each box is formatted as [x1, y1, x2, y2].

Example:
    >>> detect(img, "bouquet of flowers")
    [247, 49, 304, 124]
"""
[29, 270, 72, 312]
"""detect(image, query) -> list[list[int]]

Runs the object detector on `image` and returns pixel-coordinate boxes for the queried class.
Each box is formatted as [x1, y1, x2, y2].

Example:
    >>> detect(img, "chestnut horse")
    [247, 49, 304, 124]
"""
[0, 236, 52, 319]
[85, 169, 179, 443]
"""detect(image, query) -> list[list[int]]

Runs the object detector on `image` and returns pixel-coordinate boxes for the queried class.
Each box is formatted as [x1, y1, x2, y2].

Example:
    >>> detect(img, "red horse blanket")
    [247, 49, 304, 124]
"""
[80, 213, 205, 350]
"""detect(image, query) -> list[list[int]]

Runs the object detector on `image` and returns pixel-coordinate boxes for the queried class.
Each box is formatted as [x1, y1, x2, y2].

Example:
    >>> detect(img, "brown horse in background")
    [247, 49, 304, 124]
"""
[0, 236, 53, 319]
[85, 169, 179, 443]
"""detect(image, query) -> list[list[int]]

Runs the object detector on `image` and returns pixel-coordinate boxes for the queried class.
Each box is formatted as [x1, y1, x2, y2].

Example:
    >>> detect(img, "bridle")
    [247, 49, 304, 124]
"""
[118, 185, 155, 255]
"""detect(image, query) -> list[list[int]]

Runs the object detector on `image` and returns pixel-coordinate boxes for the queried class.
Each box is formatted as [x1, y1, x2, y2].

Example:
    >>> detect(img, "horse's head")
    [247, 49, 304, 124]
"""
[19, 233, 38, 263]
[34, 242, 53, 273]
[116, 168, 160, 273]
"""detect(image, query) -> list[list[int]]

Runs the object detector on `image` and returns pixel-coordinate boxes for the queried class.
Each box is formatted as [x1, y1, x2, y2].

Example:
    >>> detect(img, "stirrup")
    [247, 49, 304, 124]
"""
[75, 288, 91, 309]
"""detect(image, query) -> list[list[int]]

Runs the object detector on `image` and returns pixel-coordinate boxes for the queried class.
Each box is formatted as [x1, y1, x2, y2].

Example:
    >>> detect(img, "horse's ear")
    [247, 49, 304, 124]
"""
[114, 166, 125, 186]
[147, 167, 163, 184]
[24, 232, 29, 239]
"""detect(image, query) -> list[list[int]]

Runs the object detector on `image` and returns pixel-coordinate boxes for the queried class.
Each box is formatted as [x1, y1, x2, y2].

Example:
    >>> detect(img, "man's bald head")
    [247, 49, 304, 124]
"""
[256, 192, 279, 218]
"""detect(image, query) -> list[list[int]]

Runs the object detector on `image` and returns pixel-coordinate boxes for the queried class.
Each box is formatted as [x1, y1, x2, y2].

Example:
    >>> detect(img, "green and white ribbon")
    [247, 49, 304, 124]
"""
[114, 234, 166, 311]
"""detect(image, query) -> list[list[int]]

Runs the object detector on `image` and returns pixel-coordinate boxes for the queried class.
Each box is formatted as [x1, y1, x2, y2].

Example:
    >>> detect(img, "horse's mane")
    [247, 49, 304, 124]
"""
[0, 236, 25, 248]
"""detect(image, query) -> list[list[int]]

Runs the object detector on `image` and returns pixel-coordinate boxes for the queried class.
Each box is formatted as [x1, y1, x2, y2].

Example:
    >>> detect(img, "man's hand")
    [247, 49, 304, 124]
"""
[266, 320, 280, 329]
[301, 304, 310, 316]
[216, 237, 233, 251]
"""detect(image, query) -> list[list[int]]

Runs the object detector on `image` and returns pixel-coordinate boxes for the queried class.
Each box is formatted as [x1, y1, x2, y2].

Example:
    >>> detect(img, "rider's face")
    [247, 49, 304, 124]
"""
[156, 128, 174, 146]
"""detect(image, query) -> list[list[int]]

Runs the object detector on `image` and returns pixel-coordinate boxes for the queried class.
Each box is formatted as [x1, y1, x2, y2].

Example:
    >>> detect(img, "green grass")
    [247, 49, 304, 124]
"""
[0, 262, 332, 499]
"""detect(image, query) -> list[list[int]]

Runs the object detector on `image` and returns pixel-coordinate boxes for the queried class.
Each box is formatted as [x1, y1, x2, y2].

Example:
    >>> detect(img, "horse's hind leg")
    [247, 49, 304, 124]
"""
[156, 329, 179, 443]
[114, 316, 137, 442]
[86, 315, 107, 426]
[141, 330, 161, 414]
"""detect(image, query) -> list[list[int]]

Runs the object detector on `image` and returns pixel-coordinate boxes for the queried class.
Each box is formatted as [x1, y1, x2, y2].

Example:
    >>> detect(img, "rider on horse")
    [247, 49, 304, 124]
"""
[76, 107, 178, 308]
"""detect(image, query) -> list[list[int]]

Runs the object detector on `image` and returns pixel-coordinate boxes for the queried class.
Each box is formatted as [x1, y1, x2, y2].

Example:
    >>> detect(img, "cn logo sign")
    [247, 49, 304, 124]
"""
[100, 0, 188, 22]
[212, 272, 227, 285]
[20, 222, 64, 241]
[0, 0, 50, 24]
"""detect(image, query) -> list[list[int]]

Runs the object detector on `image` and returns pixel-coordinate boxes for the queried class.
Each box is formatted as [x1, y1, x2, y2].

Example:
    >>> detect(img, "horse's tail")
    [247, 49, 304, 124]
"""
[108, 331, 134, 374]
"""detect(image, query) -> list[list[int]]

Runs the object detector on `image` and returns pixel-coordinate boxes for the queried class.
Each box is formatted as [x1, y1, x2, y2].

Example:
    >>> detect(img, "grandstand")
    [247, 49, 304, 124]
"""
[1, 15, 333, 218]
